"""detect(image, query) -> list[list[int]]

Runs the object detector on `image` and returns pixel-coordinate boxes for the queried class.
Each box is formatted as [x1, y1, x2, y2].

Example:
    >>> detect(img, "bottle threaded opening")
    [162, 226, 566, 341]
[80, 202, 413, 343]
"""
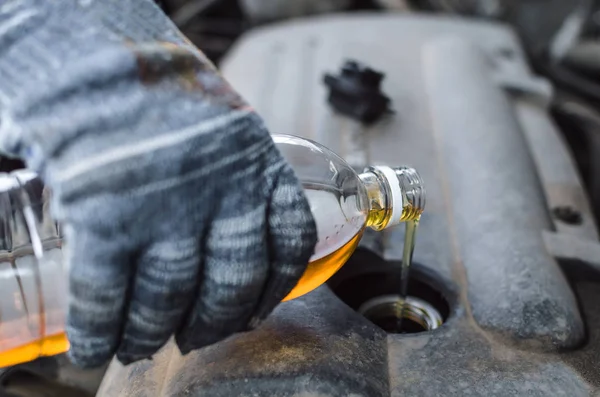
[362, 166, 425, 229]
[394, 166, 426, 222]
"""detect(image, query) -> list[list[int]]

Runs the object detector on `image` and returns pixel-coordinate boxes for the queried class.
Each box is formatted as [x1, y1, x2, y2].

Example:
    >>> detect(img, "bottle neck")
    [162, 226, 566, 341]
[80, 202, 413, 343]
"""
[359, 166, 425, 231]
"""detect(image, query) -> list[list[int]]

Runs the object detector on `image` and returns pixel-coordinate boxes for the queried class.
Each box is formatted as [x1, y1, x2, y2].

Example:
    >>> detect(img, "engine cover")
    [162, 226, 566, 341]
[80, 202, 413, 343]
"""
[96, 13, 600, 396]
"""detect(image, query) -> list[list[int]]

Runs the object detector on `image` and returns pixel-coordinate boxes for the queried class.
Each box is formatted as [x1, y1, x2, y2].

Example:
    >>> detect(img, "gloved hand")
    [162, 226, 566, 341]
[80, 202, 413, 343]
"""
[0, 0, 317, 368]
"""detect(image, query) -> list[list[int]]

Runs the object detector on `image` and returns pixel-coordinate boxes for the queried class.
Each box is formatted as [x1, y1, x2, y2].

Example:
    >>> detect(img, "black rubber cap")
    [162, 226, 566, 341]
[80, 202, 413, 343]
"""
[323, 60, 392, 124]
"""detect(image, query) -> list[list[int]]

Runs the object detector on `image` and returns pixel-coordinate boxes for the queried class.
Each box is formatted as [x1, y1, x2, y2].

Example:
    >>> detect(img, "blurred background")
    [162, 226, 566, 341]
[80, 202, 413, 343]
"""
[155, 0, 600, 226]
[4, 0, 600, 225]
[161, 0, 600, 230]
[4, 2, 600, 396]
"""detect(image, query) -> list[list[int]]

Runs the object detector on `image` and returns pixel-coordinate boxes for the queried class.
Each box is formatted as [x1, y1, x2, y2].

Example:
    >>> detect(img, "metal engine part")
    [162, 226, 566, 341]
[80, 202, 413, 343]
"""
[96, 13, 600, 396]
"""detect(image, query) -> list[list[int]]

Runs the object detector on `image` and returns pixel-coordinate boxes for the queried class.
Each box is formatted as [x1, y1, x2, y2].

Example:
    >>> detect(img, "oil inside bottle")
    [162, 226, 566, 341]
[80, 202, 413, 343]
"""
[0, 331, 69, 368]
[0, 246, 69, 368]
[283, 168, 424, 303]
[283, 186, 367, 301]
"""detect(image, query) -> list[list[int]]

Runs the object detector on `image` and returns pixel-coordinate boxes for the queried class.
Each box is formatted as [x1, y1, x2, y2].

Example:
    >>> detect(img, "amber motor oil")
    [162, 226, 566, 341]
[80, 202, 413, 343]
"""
[276, 134, 425, 301]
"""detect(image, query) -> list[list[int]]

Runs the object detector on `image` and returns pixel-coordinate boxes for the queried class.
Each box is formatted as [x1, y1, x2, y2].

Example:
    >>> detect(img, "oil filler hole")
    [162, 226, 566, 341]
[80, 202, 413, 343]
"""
[328, 250, 451, 334]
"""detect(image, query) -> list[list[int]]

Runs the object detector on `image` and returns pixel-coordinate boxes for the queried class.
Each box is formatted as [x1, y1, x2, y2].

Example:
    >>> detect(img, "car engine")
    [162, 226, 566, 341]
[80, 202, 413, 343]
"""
[3, 1, 600, 396]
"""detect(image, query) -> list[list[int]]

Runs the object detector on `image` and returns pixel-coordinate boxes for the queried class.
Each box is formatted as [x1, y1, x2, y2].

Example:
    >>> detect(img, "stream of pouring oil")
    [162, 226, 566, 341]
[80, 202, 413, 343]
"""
[397, 217, 420, 332]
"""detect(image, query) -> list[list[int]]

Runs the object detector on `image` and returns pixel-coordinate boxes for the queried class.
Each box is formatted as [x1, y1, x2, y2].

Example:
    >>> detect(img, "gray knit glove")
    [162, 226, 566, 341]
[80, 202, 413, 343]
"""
[0, 0, 317, 368]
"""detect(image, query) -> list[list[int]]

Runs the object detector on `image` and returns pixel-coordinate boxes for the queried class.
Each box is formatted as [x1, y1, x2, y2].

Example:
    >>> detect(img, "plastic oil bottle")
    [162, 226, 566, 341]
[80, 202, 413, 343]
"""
[0, 134, 424, 368]
[275, 134, 425, 301]
[0, 169, 68, 369]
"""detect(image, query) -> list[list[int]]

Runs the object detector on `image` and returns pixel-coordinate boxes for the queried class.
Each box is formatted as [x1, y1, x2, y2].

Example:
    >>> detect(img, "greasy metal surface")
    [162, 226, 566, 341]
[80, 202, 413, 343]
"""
[543, 230, 600, 274]
[516, 97, 599, 240]
[98, 13, 600, 396]
[423, 37, 583, 349]
[97, 287, 389, 396]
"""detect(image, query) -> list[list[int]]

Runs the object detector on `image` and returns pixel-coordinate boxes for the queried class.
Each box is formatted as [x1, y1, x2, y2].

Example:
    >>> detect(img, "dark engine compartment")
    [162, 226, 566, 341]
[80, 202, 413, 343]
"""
[99, 12, 600, 396]
[4, 2, 600, 396]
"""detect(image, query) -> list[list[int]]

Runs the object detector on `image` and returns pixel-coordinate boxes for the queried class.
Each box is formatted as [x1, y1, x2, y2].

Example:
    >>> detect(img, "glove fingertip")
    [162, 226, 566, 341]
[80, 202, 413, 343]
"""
[115, 350, 153, 366]
[66, 335, 115, 369]
[62, 227, 134, 370]
[174, 331, 210, 356]
[174, 335, 194, 356]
